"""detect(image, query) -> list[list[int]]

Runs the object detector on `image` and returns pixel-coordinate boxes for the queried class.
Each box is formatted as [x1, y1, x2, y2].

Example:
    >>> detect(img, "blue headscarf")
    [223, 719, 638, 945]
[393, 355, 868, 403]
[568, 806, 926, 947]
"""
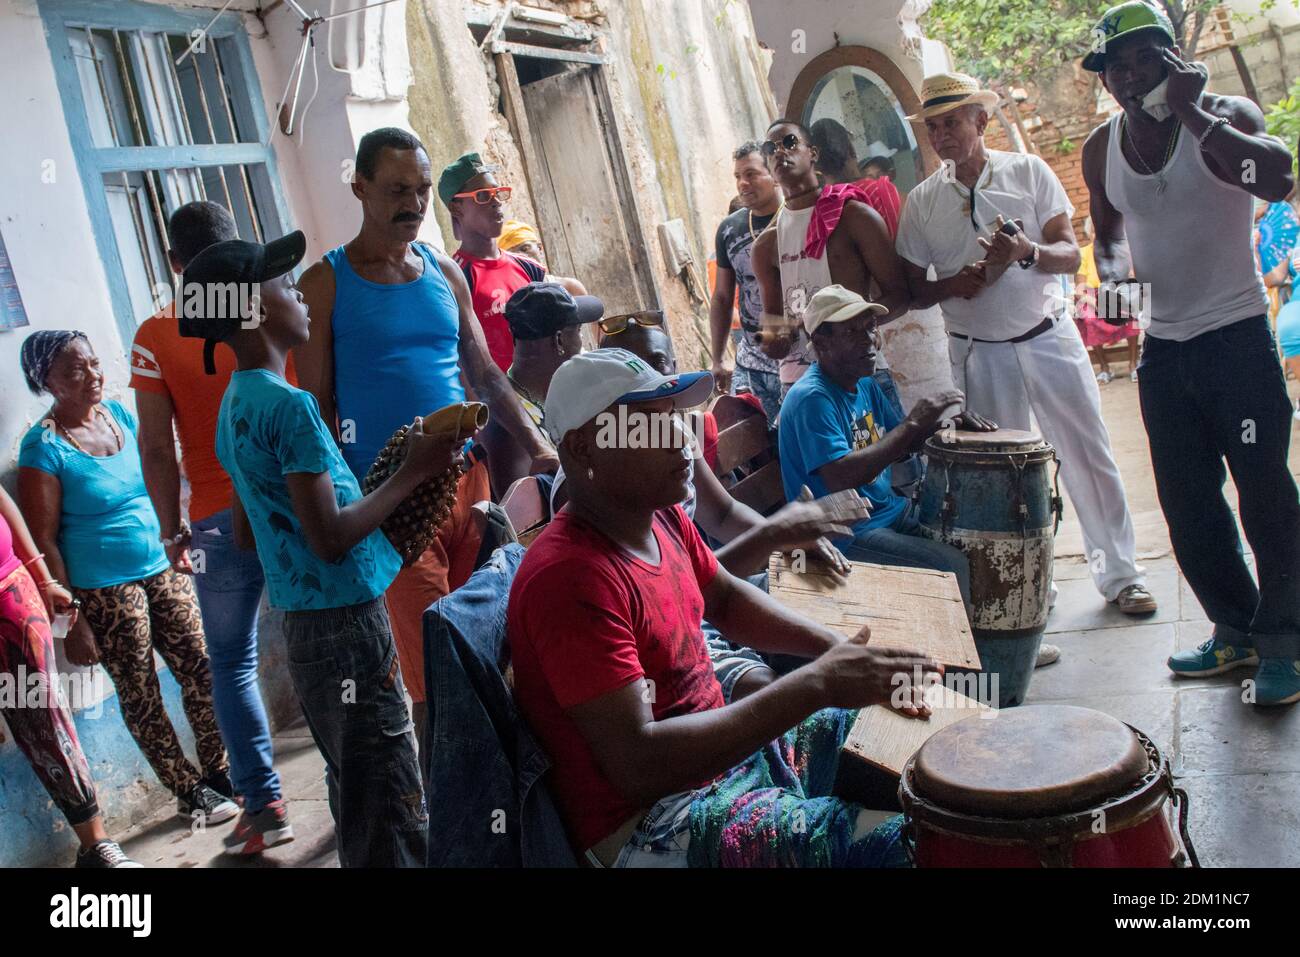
[20, 329, 88, 395]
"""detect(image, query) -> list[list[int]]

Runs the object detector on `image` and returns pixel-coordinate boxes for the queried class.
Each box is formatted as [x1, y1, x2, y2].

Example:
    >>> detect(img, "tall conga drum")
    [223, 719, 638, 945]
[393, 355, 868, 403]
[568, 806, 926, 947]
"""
[899, 705, 1197, 867]
[917, 428, 1060, 706]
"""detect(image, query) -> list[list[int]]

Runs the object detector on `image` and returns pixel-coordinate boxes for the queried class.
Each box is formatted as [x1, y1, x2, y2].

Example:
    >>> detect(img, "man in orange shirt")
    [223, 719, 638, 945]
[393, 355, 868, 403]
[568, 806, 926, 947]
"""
[131, 201, 293, 856]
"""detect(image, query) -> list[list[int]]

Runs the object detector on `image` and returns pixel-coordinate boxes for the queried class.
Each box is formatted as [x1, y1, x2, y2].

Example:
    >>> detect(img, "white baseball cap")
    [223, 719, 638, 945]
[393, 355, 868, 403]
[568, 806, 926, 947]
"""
[544, 348, 714, 443]
[803, 284, 887, 336]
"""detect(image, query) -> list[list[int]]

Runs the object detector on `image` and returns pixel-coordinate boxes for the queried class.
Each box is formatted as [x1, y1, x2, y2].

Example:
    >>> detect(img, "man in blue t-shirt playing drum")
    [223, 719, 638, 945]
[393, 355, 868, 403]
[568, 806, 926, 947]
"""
[778, 285, 997, 606]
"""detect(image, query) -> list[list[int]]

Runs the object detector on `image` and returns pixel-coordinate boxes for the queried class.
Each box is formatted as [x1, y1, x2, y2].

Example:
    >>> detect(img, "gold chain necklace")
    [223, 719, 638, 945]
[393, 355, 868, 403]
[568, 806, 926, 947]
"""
[1122, 115, 1180, 194]
[53, 405, 122, 454]
[748, 199, 784, 241]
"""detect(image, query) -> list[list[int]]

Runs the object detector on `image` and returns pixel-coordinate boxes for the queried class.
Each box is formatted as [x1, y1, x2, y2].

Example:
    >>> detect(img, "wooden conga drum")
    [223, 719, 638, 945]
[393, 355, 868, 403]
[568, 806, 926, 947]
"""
[917, 428, 1061, 706]
[898, 705, 1197, 867]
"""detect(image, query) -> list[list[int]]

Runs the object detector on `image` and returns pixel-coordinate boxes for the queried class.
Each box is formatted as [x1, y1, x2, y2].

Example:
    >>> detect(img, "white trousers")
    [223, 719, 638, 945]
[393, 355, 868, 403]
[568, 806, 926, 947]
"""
[948, 317, 1144, 601]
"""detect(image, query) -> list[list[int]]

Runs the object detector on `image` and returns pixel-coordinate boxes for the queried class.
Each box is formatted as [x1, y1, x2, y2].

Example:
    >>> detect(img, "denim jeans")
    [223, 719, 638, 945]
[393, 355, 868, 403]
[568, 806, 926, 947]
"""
[191, 509, 281, 812]
[839, 501, 972, 606]
[282, 598, 427, 867]
[732, 364, 782, 423]
[1138, 315, 1300, 658]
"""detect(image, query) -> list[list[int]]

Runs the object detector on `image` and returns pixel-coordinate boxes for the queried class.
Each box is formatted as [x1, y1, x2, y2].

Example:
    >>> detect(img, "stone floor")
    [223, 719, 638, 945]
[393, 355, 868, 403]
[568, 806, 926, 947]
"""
[116, 373, 1300, 868]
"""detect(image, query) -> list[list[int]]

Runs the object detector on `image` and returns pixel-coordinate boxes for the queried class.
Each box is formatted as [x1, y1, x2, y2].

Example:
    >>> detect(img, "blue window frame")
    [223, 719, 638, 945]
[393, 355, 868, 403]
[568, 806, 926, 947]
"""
[39, 0, 292, 344]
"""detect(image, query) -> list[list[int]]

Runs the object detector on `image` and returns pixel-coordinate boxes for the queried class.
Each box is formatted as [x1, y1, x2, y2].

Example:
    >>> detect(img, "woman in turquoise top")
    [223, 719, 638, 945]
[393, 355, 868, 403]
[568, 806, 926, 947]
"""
[1266, 236, 1300, 416]
[17, 331, 236, 824]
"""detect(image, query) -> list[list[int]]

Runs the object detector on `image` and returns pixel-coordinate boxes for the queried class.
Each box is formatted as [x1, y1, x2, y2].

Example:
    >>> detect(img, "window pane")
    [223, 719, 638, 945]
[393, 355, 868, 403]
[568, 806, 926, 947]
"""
[104, 163, 276, 325]
[70, 29, 138, 147]
[104, 172, 169, 319]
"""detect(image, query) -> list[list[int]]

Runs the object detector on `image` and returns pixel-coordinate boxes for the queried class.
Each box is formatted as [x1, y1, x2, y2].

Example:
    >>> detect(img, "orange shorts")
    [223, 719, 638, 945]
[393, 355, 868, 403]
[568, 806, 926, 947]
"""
[384, 459, 491, 703]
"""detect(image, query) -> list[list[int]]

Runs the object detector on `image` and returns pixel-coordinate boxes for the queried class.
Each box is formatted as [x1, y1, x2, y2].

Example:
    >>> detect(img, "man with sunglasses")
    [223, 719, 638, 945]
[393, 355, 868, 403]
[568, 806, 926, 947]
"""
[442, 153, 585, 373]
[895, 72, 1155, 618]
[296, 129, 558, 745]
[751, 120, 910, 400]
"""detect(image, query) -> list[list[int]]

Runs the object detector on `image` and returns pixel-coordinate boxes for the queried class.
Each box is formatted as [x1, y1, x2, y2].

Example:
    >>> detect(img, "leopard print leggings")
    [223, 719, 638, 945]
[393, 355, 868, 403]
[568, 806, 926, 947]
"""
[74, 567, 228, 797]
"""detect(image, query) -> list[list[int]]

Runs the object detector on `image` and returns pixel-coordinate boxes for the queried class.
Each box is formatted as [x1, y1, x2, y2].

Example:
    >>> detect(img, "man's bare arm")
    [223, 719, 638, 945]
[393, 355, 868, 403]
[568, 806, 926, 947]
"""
[752, 229, 793, 361]
[438, 253, 558, 472]
[1178, 92, 1294, 202]
[1082, 124, 1132, 284]
[842, 202, 910, 320]
[135, 390, 183, 541]
[709, 265, 738, 386]
[295, 259, 339, 439]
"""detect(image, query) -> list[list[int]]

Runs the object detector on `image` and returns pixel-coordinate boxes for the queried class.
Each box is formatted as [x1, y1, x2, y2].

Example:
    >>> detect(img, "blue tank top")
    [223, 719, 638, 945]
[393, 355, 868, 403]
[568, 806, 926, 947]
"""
[325, 242, 465, 480]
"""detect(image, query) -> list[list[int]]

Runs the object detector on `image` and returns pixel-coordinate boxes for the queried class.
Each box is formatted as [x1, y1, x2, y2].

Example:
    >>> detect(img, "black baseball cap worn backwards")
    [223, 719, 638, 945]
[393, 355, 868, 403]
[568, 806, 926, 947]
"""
[504, 281, 604, 341]
[179, 230, 306, 374]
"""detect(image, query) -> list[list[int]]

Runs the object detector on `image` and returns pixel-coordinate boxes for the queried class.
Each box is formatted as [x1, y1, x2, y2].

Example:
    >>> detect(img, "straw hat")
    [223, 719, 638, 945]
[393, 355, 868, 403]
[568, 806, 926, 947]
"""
[907, 72, 1000, 122]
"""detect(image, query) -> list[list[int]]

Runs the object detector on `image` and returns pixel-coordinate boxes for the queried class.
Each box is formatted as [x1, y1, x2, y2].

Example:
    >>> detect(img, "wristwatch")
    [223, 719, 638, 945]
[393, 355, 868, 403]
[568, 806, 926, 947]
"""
[1018, 242, 1040, 270]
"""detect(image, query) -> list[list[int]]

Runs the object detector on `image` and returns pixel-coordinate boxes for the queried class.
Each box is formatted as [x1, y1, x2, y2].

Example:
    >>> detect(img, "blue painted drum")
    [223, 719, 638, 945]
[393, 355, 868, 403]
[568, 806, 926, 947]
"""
[917, 428, 1062, 708]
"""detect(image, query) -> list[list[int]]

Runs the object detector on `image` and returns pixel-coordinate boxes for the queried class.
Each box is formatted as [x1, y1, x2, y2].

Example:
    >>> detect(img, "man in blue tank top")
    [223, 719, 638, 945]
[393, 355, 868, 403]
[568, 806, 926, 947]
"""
[1081, 2, 1300, 705]
[296, 127, 559, 740]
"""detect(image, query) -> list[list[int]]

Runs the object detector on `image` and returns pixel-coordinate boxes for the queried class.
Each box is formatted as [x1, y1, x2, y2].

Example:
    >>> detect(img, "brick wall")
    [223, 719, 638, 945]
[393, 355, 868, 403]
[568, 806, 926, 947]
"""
[985, 96, 1111, 238]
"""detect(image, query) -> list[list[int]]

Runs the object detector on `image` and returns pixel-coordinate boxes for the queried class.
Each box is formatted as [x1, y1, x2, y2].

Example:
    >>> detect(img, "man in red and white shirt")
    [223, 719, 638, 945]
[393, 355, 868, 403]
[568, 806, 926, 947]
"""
[439, 152, 585, 372]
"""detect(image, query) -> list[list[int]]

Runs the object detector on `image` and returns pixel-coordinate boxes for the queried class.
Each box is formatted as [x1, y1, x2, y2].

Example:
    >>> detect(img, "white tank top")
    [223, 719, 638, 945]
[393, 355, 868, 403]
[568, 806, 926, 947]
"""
[1104, 109, 1267, 341]
[774, 201, 889, 384]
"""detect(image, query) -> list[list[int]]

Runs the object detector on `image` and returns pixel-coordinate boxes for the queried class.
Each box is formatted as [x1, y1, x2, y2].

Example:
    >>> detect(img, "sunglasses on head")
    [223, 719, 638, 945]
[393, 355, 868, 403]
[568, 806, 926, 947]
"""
[760, 133, 802, 158]
[452, 185, 512, 205]
[599, 310, 665, 335]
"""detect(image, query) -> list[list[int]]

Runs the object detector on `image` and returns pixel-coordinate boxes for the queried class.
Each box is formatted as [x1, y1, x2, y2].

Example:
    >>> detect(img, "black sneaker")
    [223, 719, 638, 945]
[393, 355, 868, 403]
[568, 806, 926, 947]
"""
[201, 770, 237, 803]
[76, 840, 142, 869]
[177, 783, 239, 826]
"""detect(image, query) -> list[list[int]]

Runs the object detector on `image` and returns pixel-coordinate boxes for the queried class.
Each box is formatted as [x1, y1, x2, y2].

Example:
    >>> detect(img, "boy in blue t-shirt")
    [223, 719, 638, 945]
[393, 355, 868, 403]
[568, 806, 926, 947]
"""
[180, 231, 465, 866]
[779, 285, 997, 605]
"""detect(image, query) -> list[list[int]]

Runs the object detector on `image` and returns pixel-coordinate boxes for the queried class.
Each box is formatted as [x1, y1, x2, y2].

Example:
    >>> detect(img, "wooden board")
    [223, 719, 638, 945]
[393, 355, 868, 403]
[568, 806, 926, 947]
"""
[834, 685, 992, 810]
[767, 553, 981, 670]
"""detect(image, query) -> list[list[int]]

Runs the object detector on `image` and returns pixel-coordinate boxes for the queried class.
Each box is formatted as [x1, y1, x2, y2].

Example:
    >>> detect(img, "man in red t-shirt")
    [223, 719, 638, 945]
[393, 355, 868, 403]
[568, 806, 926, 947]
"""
[439, 153, 585, 372]
[507, 349, 942, 867]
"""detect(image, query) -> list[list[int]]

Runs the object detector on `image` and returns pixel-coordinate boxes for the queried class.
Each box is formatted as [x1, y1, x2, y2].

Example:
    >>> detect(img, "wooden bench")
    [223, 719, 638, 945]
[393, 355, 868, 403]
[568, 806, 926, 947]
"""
[709, 399, 785, 516]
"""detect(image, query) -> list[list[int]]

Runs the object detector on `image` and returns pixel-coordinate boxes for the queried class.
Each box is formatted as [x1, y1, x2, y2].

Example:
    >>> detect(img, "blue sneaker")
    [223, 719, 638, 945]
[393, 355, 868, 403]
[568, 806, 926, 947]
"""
[1167, 637, 1258, 678]
[1254, 658, 1300, 706]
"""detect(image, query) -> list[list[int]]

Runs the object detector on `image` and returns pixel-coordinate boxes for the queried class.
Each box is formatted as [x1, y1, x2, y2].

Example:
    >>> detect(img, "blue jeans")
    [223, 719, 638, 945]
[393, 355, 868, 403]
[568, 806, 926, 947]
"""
[282, 598, 427, 867]
[191, 509, 281, 812]
[732, 364, 782, 423]
[1138, 315, 1300, 658]
[840, 502, 972, 606]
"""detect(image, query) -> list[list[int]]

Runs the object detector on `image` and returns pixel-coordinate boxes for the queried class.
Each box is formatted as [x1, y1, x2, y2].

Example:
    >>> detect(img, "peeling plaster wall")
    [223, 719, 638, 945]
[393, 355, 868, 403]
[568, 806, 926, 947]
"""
[405, 0, 777, 367]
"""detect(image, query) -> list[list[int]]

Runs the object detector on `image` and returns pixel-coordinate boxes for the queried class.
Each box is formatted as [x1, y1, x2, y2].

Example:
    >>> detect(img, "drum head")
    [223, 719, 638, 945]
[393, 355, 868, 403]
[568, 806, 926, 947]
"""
[926, 427, 1046, 454]
[911, 705, 1149, 818]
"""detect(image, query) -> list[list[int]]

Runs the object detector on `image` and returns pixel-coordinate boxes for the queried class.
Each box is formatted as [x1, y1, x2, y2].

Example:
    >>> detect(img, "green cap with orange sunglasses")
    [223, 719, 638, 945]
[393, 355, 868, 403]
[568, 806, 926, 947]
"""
[438, 151, 495, 207]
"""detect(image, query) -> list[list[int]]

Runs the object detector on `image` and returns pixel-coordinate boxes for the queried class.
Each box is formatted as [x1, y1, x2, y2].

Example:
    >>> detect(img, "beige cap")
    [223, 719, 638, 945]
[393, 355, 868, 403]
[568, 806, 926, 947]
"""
[803, 284, 887, 336]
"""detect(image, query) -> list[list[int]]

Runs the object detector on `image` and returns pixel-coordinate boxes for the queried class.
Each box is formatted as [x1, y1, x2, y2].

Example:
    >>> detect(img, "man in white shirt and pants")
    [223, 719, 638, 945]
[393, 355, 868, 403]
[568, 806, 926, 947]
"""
[896, 72, 1156, 617]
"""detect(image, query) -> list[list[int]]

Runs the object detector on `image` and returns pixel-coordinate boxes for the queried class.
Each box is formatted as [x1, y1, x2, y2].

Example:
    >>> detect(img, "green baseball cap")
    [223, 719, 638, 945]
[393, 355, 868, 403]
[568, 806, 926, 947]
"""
[1082, 1, 1176, 72]
[438, 151, 494, 207]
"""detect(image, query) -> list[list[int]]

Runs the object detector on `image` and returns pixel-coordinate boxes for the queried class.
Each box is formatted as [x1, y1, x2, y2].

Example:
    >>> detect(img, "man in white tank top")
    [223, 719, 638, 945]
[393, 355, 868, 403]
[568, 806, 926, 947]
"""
[1081, 1, 1299, 705]
[750, 119, 909, 395]
[896, 72, 1153, 618]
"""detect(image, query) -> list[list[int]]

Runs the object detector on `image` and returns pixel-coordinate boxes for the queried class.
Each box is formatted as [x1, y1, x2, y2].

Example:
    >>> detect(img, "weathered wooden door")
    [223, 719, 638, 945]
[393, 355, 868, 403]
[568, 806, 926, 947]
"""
[517, 64, 654, 315]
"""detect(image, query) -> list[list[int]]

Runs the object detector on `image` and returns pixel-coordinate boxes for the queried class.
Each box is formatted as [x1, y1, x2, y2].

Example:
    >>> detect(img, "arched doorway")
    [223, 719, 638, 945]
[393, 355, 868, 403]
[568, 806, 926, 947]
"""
[786, 46, 940, 196]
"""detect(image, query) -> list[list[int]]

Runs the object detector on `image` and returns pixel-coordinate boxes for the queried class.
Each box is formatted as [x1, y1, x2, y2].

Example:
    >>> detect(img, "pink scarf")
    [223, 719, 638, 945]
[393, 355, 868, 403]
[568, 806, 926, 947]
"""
[802, 179, 902, 259]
